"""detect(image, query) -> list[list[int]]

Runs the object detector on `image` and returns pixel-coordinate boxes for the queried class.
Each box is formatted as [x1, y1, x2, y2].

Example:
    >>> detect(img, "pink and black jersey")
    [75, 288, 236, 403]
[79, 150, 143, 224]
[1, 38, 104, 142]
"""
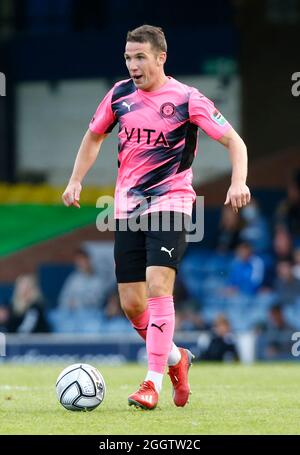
[89, 76, 231, 219]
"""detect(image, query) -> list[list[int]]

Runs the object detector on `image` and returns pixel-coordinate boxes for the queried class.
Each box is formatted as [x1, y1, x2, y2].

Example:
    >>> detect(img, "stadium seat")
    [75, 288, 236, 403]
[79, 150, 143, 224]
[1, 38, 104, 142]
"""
[0, 284, 14, 305]
[38, 263, 74, 309]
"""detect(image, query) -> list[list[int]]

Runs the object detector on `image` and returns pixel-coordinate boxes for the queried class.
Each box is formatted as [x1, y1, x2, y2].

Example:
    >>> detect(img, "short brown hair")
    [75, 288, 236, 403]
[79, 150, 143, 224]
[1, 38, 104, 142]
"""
[126, 24, 167, 53]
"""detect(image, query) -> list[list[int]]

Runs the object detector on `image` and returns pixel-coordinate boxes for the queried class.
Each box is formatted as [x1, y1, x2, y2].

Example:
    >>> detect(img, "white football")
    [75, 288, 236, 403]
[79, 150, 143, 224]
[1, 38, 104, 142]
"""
[56, 363, 106, 411]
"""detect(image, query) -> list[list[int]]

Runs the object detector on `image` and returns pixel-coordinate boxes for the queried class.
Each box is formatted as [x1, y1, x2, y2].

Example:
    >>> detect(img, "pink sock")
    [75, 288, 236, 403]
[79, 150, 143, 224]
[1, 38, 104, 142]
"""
[146, 296, 175, 374]
[130, 308, 149, 341]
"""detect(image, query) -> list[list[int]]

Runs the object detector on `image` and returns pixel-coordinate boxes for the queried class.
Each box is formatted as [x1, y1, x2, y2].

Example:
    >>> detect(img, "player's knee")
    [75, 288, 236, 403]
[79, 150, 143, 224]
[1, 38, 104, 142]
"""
[146, 266, 175, 298]
[121, 299, 144, 317]
[119, 293, 145, 318]
[147, 281, 169, 298]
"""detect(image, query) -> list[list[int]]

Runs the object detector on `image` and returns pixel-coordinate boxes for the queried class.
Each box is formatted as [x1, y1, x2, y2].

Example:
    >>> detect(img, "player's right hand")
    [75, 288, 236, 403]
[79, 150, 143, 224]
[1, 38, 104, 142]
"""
[62, 181, 82, 208]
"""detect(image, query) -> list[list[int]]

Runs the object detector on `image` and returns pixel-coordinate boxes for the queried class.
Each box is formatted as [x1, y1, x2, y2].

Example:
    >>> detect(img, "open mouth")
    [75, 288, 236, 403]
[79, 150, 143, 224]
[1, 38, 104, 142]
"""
[132, 75, 143, 81]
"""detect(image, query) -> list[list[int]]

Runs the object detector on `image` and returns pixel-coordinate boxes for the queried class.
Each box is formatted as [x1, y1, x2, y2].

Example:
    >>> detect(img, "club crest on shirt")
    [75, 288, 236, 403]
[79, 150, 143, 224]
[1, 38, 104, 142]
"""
[160, 102, 176, 118]
[211, 109, 226, 126]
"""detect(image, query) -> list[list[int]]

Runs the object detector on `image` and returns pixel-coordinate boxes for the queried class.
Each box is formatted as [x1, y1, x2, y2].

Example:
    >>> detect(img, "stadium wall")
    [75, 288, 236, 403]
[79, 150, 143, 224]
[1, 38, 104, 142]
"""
[16, 75, 240, 186]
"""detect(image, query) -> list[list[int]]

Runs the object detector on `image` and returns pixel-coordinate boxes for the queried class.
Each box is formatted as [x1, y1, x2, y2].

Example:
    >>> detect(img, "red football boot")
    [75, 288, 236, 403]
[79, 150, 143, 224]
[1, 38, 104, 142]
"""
[168, 348, 194, 407]
[128, 380, 158, 410]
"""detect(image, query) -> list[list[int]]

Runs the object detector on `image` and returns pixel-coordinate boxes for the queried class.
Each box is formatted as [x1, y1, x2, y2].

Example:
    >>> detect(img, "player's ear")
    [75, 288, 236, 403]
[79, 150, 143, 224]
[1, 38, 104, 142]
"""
[158, 52, 167, 66]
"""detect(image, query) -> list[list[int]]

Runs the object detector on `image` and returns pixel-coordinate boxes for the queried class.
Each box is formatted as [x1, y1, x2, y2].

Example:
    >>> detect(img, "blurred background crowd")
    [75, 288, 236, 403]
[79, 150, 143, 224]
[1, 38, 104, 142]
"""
[1, 169, 300, 363]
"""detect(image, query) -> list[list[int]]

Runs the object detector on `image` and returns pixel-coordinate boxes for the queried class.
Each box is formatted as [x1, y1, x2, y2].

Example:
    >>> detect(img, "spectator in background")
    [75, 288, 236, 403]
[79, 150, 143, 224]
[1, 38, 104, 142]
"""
[0, 303, 10, 333]
[276, 169, 300, 241]
[200, 315, 239, 362]
[173, 277, 205, 331]
[273, 224, 293, 262]
[176, 305, 205, 332]
[239, 198, 271, 254]
[215, 205, 243, 253]
[261, 223, 294, 287]
[274, 260, 300, 306]
[256, 304, 293, 360]
[292, 248, 300, 280]
[225, 242, 265, 296]
[6, 274, 49, 333]
[49, 248, 112, 333]
[58, 248, 104, 310]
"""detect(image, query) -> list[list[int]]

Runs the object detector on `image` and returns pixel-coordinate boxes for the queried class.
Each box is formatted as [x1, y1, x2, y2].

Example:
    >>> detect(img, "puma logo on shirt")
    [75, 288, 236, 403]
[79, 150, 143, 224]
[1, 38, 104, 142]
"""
[122, 101, 135, 111]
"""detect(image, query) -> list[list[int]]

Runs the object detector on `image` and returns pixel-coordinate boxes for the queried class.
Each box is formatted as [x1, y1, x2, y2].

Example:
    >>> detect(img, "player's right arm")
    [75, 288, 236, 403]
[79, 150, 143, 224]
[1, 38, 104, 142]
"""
[62, 86, 116, 208]
[62, 130, 107, 208]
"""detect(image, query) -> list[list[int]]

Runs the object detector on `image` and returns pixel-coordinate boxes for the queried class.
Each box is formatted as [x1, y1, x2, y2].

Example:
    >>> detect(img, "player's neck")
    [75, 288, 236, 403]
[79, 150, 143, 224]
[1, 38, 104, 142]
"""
[142, 74, 169, 92]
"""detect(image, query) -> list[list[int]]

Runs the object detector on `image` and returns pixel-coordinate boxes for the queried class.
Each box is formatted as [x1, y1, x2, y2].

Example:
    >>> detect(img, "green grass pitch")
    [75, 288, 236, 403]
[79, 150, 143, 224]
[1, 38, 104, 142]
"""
[0, 362, 299, 435]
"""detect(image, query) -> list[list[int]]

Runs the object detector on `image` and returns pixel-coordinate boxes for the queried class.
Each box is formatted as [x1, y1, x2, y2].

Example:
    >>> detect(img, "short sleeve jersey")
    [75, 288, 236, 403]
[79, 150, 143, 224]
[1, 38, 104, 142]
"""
[89, 77, 231, 218]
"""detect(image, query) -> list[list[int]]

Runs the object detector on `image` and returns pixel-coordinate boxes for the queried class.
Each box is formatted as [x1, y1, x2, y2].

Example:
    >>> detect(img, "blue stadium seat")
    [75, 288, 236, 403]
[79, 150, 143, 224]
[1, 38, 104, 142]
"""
[38, 263, 74, 309]
[283, 299, 300, 331]
[48, 307, 104, 333]
[0, 284, 14, 305]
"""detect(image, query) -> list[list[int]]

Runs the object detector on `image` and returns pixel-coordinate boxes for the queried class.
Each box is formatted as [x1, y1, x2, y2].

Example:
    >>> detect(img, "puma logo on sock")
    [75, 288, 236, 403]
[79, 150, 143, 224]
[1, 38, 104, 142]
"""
[151, 322, 167, 333]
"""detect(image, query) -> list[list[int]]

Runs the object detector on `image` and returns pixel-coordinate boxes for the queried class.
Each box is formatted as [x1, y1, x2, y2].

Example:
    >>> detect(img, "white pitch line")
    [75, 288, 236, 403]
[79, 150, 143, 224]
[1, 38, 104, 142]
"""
[0, 385, 50, 391]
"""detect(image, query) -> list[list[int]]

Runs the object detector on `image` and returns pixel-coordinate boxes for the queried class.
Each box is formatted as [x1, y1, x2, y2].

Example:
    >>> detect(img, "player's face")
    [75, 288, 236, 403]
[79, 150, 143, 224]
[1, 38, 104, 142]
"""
[124, 41, 166, 91]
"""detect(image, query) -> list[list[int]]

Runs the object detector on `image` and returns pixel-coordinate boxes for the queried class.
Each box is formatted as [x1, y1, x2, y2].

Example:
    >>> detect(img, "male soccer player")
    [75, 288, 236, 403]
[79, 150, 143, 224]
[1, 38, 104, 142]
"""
[62, 25, 251, 410]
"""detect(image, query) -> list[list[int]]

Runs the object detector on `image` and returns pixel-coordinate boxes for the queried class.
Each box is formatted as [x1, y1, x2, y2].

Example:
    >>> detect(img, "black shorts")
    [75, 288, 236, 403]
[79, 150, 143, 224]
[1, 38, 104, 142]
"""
[114, 211, 190, 283]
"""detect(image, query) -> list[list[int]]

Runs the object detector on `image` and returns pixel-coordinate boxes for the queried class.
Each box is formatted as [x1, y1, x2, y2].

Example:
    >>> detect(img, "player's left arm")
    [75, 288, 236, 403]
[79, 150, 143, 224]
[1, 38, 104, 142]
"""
[218, 127, 251, 212]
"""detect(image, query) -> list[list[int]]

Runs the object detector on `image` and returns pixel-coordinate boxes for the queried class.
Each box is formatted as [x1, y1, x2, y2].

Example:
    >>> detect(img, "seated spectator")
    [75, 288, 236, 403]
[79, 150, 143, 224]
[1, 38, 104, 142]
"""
[215, 205, 243, 253]
[293, 248, 300, 280]
[273, 224, 293, 262]
[6, 274, 49, 333]
[176, 304, 205, 332]
[256, 304, 294, 360]
[0, 303, 10, 333]
[239, 199, 271, 253]
[274, 259, 300, 306]
[173, 277, 205, 331]
[276, 169, 300, 241]
[200, 315, 239, 362]
[225, 242, 265, 296]
[283, 297, 300, 331]
[58, 248, 105, 309]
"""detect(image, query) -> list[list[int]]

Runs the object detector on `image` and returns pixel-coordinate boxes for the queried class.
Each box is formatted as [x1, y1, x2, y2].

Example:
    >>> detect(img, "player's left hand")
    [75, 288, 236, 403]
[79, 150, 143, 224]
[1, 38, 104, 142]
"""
[224, 182, 251, 213]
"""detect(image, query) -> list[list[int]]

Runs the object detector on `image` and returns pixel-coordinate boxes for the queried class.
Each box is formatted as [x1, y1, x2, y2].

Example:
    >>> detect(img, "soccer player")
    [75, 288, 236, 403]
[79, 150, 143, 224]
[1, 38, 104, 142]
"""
[62, 25, 251, 410]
